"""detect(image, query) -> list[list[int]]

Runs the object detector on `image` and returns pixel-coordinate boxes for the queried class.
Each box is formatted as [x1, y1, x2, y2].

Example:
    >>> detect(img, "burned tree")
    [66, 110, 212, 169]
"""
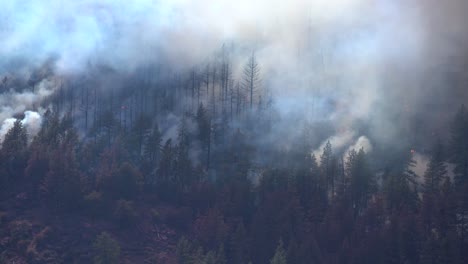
[242, 52, 260, 110]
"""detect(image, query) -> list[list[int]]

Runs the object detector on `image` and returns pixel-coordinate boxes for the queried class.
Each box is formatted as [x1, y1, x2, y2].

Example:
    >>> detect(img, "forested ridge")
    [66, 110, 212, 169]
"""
[0, 57, 467, 264]
[2, 1, 468, 263]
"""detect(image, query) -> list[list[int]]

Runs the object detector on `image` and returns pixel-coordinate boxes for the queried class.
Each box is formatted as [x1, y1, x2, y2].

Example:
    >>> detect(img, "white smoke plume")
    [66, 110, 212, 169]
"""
[312, 130, 356, 163]
[0, 0, 467, 156]
[346, 136, 373, 155]
[411, 151, 429, 180]
[0, 118, 17, 143]
[0, 110, 43, 143]
[0, 78, 55, 122]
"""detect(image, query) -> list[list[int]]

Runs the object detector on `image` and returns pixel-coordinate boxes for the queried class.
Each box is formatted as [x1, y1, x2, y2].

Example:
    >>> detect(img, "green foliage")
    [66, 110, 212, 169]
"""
[41, 144, 82, 210]
[230, 222, 248, 264]
[150, 208, 161, 222]
[175, 237, 227, 264]
[2, 119, 28, 156]
[100, 161, 141, 200]
[93, 232, 120, 264]
[158, 139, 174, 184]
[113, 199, 137, 227]
[423, 140, 447, 194]
[143, 124, 162, 163]
[176, 237, 194, 264]
[3, 75, 468, 264]
[84, 191, 107, 218]
[383, 150, 419, 211]
[8, 220, 32, 243]
[449, 105, 468, 185]
[1, 119, 28, 186]
[0, 211, 6, 225]
[270, 240, 287, 264]
[132, 113, 152, 156]
[164, 207, 192, 230]
[320, 140, 336, 195]
[346, 148, 375, 215]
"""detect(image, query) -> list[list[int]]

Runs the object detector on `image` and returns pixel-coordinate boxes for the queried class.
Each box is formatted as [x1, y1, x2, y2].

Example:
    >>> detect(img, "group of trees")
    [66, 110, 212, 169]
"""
[0, 52, 467, 263]
[0, 103, 466, 263]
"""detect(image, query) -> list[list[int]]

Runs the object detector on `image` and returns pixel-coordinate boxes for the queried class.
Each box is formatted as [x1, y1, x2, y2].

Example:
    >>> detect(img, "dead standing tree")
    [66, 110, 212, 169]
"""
[243, 52, 260, 110]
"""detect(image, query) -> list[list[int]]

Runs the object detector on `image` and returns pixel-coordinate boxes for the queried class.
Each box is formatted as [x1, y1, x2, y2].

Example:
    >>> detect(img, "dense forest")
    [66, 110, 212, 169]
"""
[0, 52, 467, 264]
[2, 0, 468, 263]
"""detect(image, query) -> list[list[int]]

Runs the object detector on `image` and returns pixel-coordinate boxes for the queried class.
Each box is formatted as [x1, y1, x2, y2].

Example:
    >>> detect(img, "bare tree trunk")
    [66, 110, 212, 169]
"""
[207, 120, 211, 169]
[211, 68, 217, 117]
[197, 79, 201, 107]
[191, 70, 196, 112]
[205, 65, 210, 103]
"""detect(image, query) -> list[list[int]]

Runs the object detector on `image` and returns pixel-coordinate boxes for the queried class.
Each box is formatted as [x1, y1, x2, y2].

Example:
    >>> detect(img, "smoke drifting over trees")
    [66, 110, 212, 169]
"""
[0, 0, 468, 263]
[1, 0, 467, 153]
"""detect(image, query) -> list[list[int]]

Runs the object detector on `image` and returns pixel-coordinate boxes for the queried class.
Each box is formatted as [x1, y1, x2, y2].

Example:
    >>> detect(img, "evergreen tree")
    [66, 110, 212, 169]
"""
[196, 103, 211, 169]
[346, 148, 375, 216]
[158, 139, 174, 184]
[384, 150, 419, 211]
[0, 119, 28, 186]
[423, 140, 447, 195]
[93, 232, 120, 264]
[175, 119, 193, 187]
[41, 142, 82, 211]
[143, 124, 162, 163]
[320, 141, 336, 197]
[449, 105, 468, 185]
[1, 119, 27, 157]
[270, 239, 287, 264]
[421, 140, 448, 235]
[230, 222, 248, 264]
[243, 52, 260, 110]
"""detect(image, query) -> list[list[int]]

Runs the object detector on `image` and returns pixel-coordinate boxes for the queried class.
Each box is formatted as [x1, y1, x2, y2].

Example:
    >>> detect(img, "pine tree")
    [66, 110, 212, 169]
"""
[158, 139, 174, 184]
[132, 113, 151, 156]
[196, 103, 211, 169]
[421, 140, 447, 235]
[143, 124, 162, 163]
[243, 52, 260, 110]
[1, 119, 28, 185]
[1, 119, 27, 156]
[320, 141, 335, 197]
[270, 239, 287, 264]
[384, 150, 419, 211]
[93, 232, 120, 264]
[423, 140, 447, 195]
[449, 105, 468, 185]
[346, 148, 375, 216]
[175, 118, 193, 187]
[230, 221, 248, 264]
[41, 143, 82, 211]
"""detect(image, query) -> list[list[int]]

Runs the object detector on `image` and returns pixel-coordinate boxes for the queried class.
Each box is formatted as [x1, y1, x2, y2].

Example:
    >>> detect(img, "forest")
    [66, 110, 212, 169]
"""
[0, 51, 466, 263]
[1, 0, 468, 263]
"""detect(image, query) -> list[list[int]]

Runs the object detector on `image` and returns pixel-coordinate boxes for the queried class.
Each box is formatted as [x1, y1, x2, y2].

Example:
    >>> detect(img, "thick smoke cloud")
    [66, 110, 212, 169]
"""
[0, 110, 42, 143]
[1, 0, 467, 157]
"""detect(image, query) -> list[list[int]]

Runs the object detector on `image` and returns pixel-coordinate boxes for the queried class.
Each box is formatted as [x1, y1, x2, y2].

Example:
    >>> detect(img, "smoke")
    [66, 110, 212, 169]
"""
[0, 118, 17, 143]
[0, 110, 43, 143]
[346, 136, 373, 154]
[412, 152, 429, 180]
[312, 130, 356, 160]
[22, 110, 43, 140]
[0, 0, 424, 74]
[0, 74, 54, 117]
[0, 74, 56, 141]
[313, 133, 373, 164]
[412, 152, 457, 183]
[1, 0, 468, 156]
